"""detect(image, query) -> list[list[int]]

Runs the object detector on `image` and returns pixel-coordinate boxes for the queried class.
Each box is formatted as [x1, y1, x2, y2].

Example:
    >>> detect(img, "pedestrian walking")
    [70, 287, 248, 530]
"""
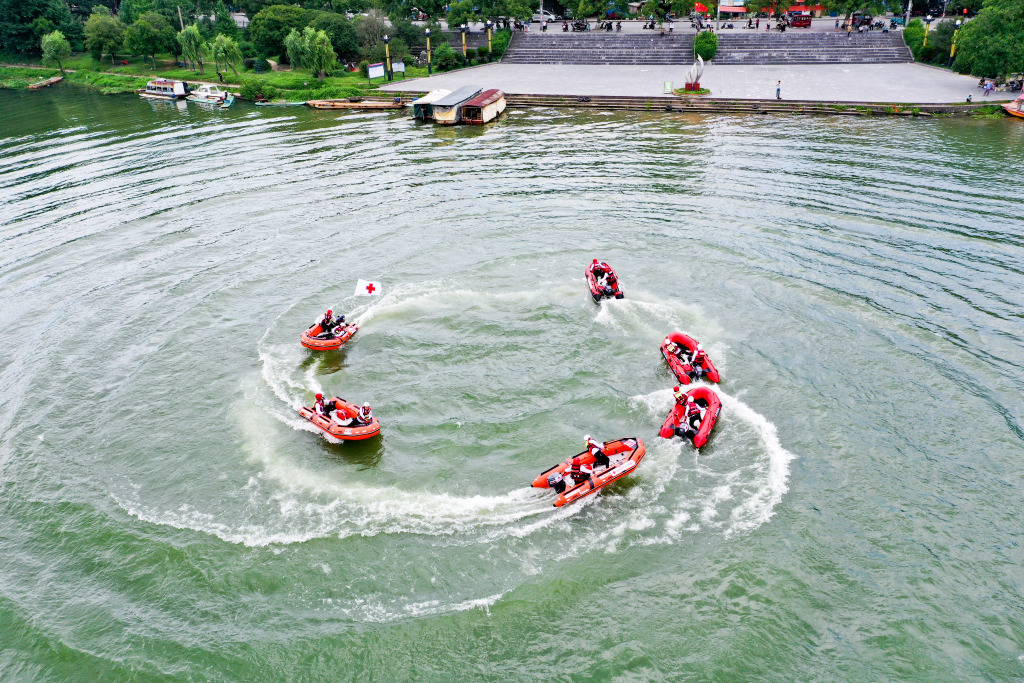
[756, 18, 759, 28]
[835, 18, 839, 29]
[776, 80, 781, 99]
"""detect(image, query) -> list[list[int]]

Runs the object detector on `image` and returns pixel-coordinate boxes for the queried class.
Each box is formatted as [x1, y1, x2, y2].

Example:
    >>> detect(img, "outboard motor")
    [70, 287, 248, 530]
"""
[547, 472, 567, 494]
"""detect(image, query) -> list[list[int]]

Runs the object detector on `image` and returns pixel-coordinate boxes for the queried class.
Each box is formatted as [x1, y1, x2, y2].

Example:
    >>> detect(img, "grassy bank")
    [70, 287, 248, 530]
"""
[2, 51, 438, 100]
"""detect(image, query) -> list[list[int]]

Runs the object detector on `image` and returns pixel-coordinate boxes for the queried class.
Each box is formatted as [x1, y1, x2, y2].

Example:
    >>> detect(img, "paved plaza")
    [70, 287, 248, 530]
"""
[382, 62, 1006, 103]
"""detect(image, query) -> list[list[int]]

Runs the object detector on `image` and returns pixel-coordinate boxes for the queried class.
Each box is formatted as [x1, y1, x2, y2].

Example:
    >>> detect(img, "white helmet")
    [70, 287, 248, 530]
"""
[584, 434, 591, 443]
[697, 343, 703, 350]
[687, 396, 695, 403]
[363, 402, 370, 408]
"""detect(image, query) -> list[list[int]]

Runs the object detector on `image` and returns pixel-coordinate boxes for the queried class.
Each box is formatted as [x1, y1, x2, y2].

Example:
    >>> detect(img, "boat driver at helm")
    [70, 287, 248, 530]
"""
[314, 393, 339, 418]
[316, 309, 345, 338]
[675, 396, 704, 439]
[687, 343, 708, 381]
[584, 434, 610, 468]
[567, 458, 594, 485]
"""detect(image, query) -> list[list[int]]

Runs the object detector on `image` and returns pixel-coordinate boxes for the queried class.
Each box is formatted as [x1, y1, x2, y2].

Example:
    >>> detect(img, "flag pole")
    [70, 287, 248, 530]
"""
[716, 2, 721, 30]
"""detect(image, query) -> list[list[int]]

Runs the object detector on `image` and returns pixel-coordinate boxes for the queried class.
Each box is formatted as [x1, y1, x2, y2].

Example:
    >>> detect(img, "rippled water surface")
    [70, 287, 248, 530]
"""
[1, 85, 1023, 681]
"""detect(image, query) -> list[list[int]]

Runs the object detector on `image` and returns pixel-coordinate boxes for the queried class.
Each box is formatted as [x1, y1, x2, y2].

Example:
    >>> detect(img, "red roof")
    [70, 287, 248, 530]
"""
[464, 89, 504, 108]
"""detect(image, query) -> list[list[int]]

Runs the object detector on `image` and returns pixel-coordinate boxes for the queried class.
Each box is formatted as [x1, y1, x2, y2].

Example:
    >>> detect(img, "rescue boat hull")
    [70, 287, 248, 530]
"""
[298, 397, 380, 441]
[585, 264, 624, 302]
[300, 323, 358, 351]
[661, 332, 720, 384]
[660, 385, 721, 448]
[532, 437, 646, 507]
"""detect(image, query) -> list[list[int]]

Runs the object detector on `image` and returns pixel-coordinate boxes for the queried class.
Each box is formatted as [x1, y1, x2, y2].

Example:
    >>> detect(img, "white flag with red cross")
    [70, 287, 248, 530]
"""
[355, 279, 382, 296]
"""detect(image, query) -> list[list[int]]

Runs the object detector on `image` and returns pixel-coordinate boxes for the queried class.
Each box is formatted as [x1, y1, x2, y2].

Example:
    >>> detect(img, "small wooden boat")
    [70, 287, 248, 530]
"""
[137, 79, 187, 100]
[220, 94, 235, 108]
[411, 89, 451, 120]
[255, 100, 306, 106]
[1003, 98, 1024, 119]
[461, 89, 506, 125]
[28, 76, 63, 90]
[305, 99, 406, 110]
[432, 85, 482, 125]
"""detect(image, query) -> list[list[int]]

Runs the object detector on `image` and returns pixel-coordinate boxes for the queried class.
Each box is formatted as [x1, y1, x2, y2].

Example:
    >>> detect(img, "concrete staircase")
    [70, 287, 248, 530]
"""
[714, 31, 912, 64]
[501, 33, 694, 65]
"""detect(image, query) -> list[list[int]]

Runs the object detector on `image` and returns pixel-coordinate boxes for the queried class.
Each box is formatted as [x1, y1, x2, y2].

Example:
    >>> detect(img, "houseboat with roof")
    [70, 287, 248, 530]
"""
[411, 89, 451, 120]
[461, 89, 506, 125]
[432, 85, 482, 125]
[137, 79, 187, 100]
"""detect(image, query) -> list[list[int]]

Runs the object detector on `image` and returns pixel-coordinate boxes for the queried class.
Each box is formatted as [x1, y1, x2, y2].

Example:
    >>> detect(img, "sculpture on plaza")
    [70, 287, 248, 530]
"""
[684, 55, 704, 91]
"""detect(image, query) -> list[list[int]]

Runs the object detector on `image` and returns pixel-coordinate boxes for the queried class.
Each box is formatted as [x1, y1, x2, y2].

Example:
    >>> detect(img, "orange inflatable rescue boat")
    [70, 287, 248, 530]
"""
[300, 321, 359, 351]
[298, 397, 381, 441]
[660, 385, 721, 448]
[661, 332, 720, 385]
[585, 259, 624, 302]
[532, 437, 646, 507]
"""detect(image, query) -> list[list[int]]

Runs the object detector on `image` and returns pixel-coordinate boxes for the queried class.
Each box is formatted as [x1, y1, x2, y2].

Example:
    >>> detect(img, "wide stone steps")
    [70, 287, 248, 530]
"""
[715, 31, 912, 64]
[502, 33, 694, 65]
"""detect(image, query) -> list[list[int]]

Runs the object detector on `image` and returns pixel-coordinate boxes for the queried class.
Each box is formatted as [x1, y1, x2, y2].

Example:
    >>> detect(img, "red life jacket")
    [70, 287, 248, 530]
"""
[685, 403, 702, 419]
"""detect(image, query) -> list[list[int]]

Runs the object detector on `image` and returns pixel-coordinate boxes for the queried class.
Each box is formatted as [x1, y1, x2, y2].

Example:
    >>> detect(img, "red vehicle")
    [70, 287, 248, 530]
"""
[791, 14, 812, 27]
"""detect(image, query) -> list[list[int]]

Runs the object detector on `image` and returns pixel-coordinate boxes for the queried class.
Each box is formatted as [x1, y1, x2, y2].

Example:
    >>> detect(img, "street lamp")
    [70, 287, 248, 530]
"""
[383, 34, 392, 81]
[948, 18, 962, 67]
[460, 23, 469, 59]
[485, 20, 493, 60]
[425, 28, 432, 74]
[923, 14, 933, 47]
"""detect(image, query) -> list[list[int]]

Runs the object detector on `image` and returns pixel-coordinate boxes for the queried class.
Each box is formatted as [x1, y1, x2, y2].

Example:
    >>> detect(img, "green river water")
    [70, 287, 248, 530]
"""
[1, 85, 1023, 681]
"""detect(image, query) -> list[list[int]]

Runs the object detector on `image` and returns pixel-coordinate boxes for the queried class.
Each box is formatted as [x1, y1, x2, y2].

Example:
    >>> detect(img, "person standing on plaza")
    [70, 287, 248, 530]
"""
[776, 80, 781, 99]
[756, 17, 760, 28]
[835, 18, 839, 30]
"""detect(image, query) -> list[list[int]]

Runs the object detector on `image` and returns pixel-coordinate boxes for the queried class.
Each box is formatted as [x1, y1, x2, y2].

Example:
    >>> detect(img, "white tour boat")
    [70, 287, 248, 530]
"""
[137, 79, 187, 100]
[186, 84, 229, 104]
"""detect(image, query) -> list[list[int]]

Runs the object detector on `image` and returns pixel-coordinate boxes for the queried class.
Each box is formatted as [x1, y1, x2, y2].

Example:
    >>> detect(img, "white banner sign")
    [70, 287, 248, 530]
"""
[368, 62, 385, 79]
[393, 60, 406, 73]
[355, 279, 382, 296]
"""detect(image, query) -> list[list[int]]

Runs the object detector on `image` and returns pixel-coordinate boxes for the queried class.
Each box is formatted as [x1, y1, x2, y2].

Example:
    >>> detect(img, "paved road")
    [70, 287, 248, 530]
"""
[382, 62, 1002, 103]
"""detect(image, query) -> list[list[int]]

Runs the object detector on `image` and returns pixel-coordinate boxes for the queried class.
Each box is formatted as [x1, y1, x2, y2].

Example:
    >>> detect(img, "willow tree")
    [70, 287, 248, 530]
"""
[285, 27, 336, 80]
[177, 23, 207, 73]
[211, 33, 242, 75]
[41, 29, 71, 72]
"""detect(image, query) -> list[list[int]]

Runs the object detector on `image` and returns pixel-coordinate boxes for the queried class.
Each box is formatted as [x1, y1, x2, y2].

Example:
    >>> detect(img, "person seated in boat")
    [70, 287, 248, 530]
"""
[316, 309, 342, 338]
[603, 272, 619, 295]
[589, 258, 609, 278]
[675, 396, 704, 438]
[672, 386, 686, 403]
[665, 340, 688, 361]
[547, 471, 567, 494]
[584, 434, 610, 467]
[567, 457, 594, 484]
[687, 343, 708, 380]
[314, 393, 338, 418]
[356, 402, 373, 425]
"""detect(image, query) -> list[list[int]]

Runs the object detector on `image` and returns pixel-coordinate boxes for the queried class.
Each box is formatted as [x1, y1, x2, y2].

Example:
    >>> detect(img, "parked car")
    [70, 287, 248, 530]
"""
[532, 9, 559, 22]
[791, 14, 811, 27]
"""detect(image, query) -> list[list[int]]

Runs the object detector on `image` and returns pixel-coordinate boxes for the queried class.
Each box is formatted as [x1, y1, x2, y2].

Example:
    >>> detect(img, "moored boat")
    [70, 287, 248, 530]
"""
[532, 438, 646, 507]
[661, 332, 720, 384]
[1003, 95, 1024, 119]
[298, 397, 380, 441]
[186, 83, 229, 103]
[306, 99, 406, 109]
[28, 76, 63, 90]
[300, 321, 359, 351]
[659, 385, 721, 448]
[137, 79, 187, 100]
[432, 85, 482, 125]
[411, 89, 451, 120]
[461, 89, 506, 124]
[585, 259, 624, 302]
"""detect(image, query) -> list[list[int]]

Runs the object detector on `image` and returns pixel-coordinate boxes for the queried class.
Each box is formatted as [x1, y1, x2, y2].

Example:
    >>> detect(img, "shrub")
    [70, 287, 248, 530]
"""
[491, 29, 510, 57]
[238, 40, 257, 58]
[464, 47, 476, 61]
[904, 18, 925, 60]
[239, 77, 278, 100]
[358, 59, 369, 77]
[693, 31, 718, 61]
[243, 57, 255, 69]
[254, 57, 272, 71]
[433, 41, 460, 71]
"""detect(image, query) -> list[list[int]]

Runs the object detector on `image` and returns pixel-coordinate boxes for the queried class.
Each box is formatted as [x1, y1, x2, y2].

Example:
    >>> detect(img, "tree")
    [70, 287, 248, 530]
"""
[354, 9, 388, 47]
[118, 0, 154, 26]
[211, 33, 242, 74]
[85, 7, 125, 63]
[389, 18, 424, 49]
[177, 22, 207, 72]
[432, 40, 460, 70]
[285, 26, 337, 79]
[0, 0, 83, 55]
[953, 0, 1024, 77]
[123, 11, 176, 67]
[249, 4, 308, 57]
[308, 11, 360, 61]
[213, 1, 239, 37]
[41, 29, 71, 72]
[445, 0, 475, 29]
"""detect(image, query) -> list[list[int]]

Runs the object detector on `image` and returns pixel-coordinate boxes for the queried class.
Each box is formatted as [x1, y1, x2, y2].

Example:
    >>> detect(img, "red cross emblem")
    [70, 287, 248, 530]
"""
[365, 283, 376, 294]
